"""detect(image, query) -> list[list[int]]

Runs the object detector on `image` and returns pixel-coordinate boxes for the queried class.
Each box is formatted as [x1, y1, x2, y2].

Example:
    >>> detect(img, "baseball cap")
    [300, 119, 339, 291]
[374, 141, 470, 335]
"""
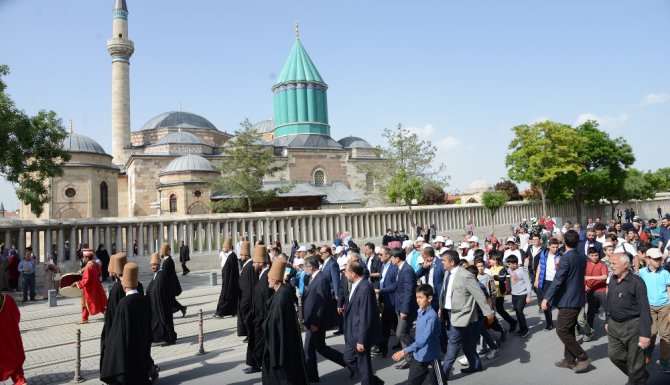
[444, 239, 454, 246]
[297, 246, 308, 252]
[458, 243, 468, 249]
[506, 237, 517, 244]
[334, 246, 344, 255]
[468, 236, 479, 243]
[416, 236, 425, 242]
[647, 248, 663, 259]
[433, 236, 446, 244]
[402, 240, 414, 249]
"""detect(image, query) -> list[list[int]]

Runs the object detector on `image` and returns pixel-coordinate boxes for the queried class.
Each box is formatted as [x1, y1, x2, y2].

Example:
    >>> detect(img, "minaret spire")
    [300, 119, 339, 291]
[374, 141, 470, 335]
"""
[68, 119, 73, 133]
[107, 0, 134, 165]
[295, 21, 300, 40]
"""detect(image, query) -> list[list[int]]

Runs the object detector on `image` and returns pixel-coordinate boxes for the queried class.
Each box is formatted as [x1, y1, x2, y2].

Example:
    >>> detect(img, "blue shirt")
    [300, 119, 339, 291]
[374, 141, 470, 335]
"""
[638, 267, 670, 307]
[18, 259, 35, 275]
[404, 306, 441, 362]
[659, 226, 670, 252]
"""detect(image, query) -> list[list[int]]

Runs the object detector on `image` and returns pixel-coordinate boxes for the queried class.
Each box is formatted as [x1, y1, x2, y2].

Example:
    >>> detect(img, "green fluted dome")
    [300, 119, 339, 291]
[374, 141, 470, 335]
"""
[272, 37, 330, 139]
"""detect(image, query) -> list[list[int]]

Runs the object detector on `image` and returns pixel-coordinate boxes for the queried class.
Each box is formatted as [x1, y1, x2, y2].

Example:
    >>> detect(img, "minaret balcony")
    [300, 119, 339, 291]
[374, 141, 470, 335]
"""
[106, 38, 135, 59]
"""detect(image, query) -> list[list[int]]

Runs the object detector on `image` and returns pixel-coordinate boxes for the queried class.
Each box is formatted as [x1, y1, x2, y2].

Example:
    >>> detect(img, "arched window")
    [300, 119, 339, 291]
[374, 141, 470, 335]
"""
[169, 194, 177, 213]
[365, 173, 375, 191]
[100, 182, 109, 210]
[313, 170, 325, 187]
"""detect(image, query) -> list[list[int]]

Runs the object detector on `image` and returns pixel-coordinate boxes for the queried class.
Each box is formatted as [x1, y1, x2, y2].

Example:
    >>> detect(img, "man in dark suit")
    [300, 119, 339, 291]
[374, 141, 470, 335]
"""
[415, 247, 444, 310]
[577, 228, 603, 257]
[178, 240, 190, 275]
[302, 257, 348, 382]
[320, 246, 344, 335]
[542, 230, 591, 373]
[344, 260, 385, 385]
[363, 242, 383, 289]
[377, 247, 417, 370]
[372, 247, 398, 357]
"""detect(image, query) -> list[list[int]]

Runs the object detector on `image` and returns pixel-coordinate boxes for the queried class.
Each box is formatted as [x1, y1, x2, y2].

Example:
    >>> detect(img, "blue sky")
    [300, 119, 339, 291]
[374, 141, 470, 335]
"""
[1, 0, 668, 210]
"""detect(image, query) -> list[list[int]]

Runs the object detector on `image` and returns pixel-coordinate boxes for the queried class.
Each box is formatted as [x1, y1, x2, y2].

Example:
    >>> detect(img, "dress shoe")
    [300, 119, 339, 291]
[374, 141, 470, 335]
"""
[544, 324, 554, 331]
[395, 360, 411, 370]
[372, 375, 385, 385]
[554, 359, 576, 369]
[572, 358, 591, 373]
[460, 366, 483, 374]
[242, 337, 249, 343]
[181, 306, 187, 318]
[243, 366, 261, 374]
[332, 329, 344, 336]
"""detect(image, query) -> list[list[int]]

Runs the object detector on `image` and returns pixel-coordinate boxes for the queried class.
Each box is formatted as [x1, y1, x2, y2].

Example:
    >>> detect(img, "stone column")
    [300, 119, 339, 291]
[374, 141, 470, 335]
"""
[264, 219, 271, 245]
[137, 223, 144, 257]
[92, 226, 100, 252]
[240, 219, 246, 238]
[255, 220, 262, 245]
[45, 228, 52, 261]
[197, 222, 204, 253]
[30, 229, 39, 261]
[69, 227, 77, 260]
[278, 218, 286, 246]
[222, 221, 229, 239]
[327, 217, 333, 241]
[207, 221, 213, 252]
[215, 221, 221, 251]
[232, 221, 238, 243]
[57, 227, 65, 263]
[167, 223, 175, 252]
[116, 225, 123, 254]
[126, 224, 133, 255]
[307, 216, 313, 244]
[81, 226, 89, 247]
[271, 219, 277, 244]
[299, 217, 306, 244]
[147, 224, 154, 255]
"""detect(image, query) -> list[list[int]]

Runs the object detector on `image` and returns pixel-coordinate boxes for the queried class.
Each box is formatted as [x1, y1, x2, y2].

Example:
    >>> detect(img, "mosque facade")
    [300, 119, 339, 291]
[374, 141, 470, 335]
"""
[20, 0, 383, 220]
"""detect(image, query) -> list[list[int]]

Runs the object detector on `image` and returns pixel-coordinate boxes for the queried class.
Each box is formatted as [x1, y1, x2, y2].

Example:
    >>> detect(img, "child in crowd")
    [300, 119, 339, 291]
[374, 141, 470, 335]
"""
[506, 255, 532, 337]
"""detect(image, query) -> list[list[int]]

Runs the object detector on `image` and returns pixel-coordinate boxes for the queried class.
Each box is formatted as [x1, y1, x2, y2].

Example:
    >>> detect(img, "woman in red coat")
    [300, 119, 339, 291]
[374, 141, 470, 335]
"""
[75, 249, 107, 323]
[0, 293, 27, 384]
[5, 253, 19, 291]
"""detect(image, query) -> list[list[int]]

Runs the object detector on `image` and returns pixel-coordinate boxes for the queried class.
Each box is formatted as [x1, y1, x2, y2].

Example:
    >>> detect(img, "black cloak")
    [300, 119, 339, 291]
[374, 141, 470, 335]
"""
[262, 283, 309, 385]
[161, 255, 182, 297]
[237, 260, 258, 337]
[100, 280, 143, 367]
[100, 293, 153, 384]
[215, 252, 239, 317]
[247, 268, 273, 367]
[147, 270, 176, 344]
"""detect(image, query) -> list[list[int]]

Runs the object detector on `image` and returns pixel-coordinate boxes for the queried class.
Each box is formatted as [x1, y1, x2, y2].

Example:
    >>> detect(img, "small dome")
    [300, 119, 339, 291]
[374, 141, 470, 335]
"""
[466, 178, 492, 194]
[140, 111, 217, 131]
[337, 136, 373, 149]
[62, 132, 108, 155]
[153, 130, 204, 146]
[162, 154, 217, 174]
[252, 120, 275, 134]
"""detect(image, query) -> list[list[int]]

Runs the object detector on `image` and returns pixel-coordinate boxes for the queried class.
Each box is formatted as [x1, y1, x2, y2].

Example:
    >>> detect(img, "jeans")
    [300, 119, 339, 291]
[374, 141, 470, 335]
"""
[538, 280, 554, 327]
[586, 291, 607, 330]
[21, 273, 35, 300]
[511, 295, 529, 332]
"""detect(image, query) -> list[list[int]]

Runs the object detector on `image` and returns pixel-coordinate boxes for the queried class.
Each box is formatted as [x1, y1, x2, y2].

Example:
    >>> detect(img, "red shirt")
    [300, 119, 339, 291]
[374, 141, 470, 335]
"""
[584, 260, 608, 293]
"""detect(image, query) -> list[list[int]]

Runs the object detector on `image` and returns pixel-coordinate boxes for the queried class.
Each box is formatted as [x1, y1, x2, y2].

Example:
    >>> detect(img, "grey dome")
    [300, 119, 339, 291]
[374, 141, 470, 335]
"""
[252, 120, 275, 133]
[337, 136, 373, 149]
[162, 154, 217, 174]
[140, 111, 217, 131]
[153, 130, 204, 146]
[272, 134, 343, 149]
[63, 132, 108, 155]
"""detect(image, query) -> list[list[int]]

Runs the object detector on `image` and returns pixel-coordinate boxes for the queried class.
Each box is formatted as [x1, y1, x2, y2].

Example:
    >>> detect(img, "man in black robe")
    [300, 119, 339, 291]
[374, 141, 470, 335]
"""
[178, 240, 190, 276]
[101, 262, 158, 384]
[244, 245, 272, 374]
[262, 258, 309, 385]
[147, 253, 176, 346]
[159, 243, 186, 318]
[237, 241, 257, 339]
[214, 237, 239, 318]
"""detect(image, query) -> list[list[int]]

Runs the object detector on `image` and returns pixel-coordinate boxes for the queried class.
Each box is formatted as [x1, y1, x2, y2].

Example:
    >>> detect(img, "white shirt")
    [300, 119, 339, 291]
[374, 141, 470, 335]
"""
[503, 249, 522, 265]
[596, 235, 607, 244]
[126, 289, 139, 296]
[242, 259, 252, 269]
[220, 250, 232, 268]
[615, 242, 636, 255]
[465, 248, 477, 262]
[349, 278, 361, 302]
[444, 266, 460, 310]
[380, 261, 391, 286]
[518, 234, 530, 251]
[545, 252, 557, 281]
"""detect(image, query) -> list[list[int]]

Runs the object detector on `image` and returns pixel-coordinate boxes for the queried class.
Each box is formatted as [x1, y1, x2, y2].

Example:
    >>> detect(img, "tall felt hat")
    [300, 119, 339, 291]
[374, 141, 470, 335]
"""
[159, 243, 171, 256]
[222, 236, 233, 250]
[110, 252, 127, 275]
[240, 241, 251, 256]
[268, 258, 287, 282]
[253, 245, 267, 263]
[150, 253, 161, 265]
[122, 262, 139, 288]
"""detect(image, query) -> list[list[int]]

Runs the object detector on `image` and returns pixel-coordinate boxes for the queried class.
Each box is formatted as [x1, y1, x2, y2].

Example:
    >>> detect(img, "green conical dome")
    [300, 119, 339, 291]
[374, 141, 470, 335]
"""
[272, 35, 330, 138]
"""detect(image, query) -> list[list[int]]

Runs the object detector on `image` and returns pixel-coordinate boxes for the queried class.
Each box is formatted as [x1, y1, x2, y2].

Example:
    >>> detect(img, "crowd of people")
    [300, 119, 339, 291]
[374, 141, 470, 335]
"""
[1, 212, 670, 384]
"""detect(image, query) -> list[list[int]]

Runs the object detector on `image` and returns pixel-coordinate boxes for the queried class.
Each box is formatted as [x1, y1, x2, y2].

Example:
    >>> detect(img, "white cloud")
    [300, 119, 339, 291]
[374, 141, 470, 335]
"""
[637, 93, 669, 107]
[406, 124, 435, 140]
[437, 136, 462, 151]
[576, 113, 629, 129]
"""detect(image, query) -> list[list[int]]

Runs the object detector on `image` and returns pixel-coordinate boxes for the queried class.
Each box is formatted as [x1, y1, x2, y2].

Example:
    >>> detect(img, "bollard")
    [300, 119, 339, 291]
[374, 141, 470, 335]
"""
[72, 328, 84, 382]
[209, 271, 217, 286]
[48, 289, 57, 307]
[196, 308, 206, 355]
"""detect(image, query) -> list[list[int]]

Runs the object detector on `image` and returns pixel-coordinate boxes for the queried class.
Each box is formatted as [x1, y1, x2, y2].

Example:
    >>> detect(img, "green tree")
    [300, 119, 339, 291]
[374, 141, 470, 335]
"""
[208, 119, 289, 212]
[482, 191, 509, 236]
[550, 120, 634, 224]
[0, 65, 70, 216]
[506, 120, 585, 216]
[418, 179, 446, 205]
[494, 179, 522, 201]
[645, 167, 670, 193]
[603, 168, 654, 219]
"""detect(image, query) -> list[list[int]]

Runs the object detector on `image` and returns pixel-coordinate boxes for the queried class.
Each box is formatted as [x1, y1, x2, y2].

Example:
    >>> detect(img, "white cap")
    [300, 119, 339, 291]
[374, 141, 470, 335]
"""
[402, 240, 414, 249]
[374, 246, 381, 254]
[416, 236, 425, 242]
[439, 247, 450, 255]
[297, 246, 308, 252]
[602, 242, 613, 248]
[506, 237, 517, 244]
[337, 255, 349, 270]
[444, 239, 454, 246]
[458, 242, 469, 249]
[647, 248, 663, 259]
[293, 258, 305, 266]
[422, 244, 433, 250]
[433, 235, 446, 244]
[335, 246, 344, 255]
[468, 236, 479, 243]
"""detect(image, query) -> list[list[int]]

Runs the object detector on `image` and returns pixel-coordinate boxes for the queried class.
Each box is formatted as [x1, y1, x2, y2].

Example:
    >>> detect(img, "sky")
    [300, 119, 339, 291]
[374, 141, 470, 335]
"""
[1, 0, 669, 211]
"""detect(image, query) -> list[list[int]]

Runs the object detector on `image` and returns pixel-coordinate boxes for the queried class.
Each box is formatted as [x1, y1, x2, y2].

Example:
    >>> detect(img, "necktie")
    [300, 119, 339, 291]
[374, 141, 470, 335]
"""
[441, 271, 451, 307]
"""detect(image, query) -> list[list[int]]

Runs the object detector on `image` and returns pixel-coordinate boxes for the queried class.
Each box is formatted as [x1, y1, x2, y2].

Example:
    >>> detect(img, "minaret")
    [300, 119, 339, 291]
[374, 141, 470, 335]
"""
[106, 0, 134, 165]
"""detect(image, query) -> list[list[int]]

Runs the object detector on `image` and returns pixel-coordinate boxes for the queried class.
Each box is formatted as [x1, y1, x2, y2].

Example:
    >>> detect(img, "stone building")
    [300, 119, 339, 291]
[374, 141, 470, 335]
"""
[20, 1, 383, 220]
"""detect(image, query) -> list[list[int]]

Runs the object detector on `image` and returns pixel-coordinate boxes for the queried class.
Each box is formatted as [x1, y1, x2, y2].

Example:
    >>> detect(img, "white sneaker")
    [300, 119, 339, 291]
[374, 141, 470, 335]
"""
[485, 348, 499, 359]
[458, 356, 469, 365]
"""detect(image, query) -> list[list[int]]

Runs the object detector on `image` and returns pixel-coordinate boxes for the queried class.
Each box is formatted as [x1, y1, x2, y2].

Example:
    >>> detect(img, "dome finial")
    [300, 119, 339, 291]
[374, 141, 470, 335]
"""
[68, 119, 74, 134]
[295, 20, 300, 40]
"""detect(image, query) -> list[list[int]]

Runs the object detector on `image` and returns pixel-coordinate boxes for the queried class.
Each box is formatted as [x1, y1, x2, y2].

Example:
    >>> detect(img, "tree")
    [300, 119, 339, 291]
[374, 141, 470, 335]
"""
[208, 119, 289, 212]
[603, 168, 653, 219]
[358, 123, 448, 228]
[645, 167, 670, 193]
[494, 179, 522, 201]
[550, 120, 634, 224]
[0, 65, 70, 216]
[418, 179, 446, 205]
[506, 120, 585, 217]
[482, 191, 509, 236]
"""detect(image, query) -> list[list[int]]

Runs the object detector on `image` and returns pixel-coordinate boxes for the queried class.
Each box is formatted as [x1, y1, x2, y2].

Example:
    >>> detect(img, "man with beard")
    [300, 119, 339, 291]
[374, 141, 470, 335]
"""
[214, 236, 240, 319]
[147, 253, 176, 346]
[101, 263, 158, 384]
[100, 253, 145, 368]
[76, 249, 107, 324]
[244, 245, 271, 374]
[262, 258, 309, 384]
[237, 241, 257, 341]
[159, 243, 187, 318]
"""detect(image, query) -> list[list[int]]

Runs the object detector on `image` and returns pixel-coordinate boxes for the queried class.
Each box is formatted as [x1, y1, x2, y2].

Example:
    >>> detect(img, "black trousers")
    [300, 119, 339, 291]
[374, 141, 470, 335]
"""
[181, 261, 189, 273]
[380, 306, 397, 353]
[555, 307, 589, 362]
[495, 297, 516, 327]
[586, 291, 607, 329]
[537, 280, 554, 326]
[304, 328, 346, 381]
[407, 359, 445, 385]
[511, 295, 529, 332]
[246, 321, 263, 368]
[344, 343, 375, 385]
[171, 298, 185, 314]
[608, 318, 648, 385]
